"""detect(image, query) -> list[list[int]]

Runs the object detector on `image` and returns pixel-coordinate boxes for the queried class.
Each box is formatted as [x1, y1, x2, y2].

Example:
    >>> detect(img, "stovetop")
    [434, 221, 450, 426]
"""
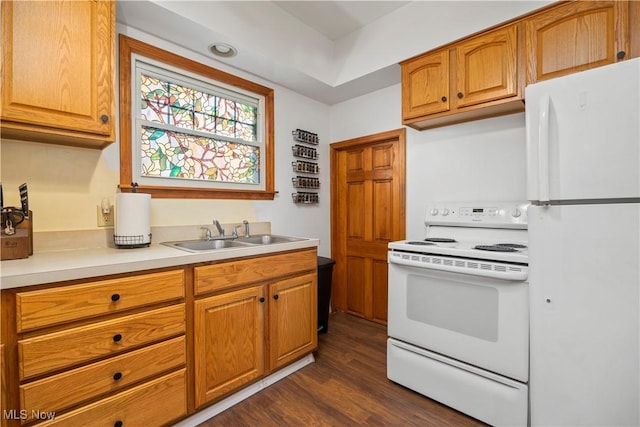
[389, 201, 530, 265]
[389, 238, 528, 264]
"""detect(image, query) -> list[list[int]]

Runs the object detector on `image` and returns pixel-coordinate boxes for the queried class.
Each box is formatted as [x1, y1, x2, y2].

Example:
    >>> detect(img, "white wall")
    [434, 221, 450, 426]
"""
[329, 84, 527, 239]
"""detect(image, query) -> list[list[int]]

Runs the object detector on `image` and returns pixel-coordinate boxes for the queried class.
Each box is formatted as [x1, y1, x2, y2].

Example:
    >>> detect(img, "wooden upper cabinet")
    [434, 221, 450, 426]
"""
[402, 23, 524, 130]
[455, 25, 519, 108]
[402, 49, 450, 120]
[0, 0, 115, 149]
[525, 0, 629, 84]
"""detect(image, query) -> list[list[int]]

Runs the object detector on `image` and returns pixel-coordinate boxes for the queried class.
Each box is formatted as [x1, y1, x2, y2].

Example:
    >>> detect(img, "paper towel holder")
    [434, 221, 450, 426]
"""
[114, 234, 152, 248]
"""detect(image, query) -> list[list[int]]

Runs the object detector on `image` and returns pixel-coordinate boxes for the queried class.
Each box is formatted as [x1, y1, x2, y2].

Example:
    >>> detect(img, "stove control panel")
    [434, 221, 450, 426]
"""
[425, 201, 529, 228]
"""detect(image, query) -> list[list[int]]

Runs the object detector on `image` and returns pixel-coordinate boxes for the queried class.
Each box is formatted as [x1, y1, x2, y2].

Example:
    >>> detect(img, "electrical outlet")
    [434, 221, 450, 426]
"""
[97, 205, 114, 227]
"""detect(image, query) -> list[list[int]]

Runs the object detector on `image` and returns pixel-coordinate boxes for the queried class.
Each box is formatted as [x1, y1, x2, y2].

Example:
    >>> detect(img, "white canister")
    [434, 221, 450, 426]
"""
[114, 193, 151, 247]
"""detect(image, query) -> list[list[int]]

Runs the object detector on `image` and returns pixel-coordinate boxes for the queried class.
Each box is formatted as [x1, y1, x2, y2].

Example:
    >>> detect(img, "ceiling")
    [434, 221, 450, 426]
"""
[272, 1, 410, 41]
[117, 1, 553, 105]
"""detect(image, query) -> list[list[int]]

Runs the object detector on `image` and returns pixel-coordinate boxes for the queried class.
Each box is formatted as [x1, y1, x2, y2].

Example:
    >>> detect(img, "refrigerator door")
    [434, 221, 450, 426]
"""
[528, 204, 640, 426]
[526, 58, 640, 203]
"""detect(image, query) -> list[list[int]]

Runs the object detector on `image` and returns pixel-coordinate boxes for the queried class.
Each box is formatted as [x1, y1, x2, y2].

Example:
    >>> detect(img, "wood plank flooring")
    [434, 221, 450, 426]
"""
[198, 312, 487, 426]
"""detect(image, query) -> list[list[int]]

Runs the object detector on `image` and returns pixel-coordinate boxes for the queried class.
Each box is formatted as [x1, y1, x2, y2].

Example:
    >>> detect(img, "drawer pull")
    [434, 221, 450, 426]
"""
[111, 293, 121, 302]
[114, 421, 123, 427]
[113, 372, 123, 381]
[113, 333, 123, 343]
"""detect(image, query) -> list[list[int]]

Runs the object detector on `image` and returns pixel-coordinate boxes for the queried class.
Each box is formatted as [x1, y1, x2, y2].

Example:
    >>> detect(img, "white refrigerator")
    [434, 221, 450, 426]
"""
[526, 58, 640, 426]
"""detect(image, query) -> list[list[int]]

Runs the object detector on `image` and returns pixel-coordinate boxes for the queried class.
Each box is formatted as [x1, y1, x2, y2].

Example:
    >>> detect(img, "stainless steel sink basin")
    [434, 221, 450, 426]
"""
[236, 234, 305, 245]
[162, 239, 251, 252]
[163, 234, 306, 252]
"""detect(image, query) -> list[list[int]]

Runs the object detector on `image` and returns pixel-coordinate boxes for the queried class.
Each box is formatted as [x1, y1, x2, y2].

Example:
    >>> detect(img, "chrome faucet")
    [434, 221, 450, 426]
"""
[243, 220, 250, 238]
[213, 219, 225, 236]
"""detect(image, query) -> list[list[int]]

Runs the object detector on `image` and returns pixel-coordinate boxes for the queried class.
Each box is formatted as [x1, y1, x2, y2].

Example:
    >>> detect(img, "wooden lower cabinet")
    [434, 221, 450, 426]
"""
[1, 248, 318, 425]
[268, 273, 317, 370]
[194, 249, 318, 408]
[1, 268, 187, 426]
[194, 286, 266, 406]
[38, 370, 187, 427]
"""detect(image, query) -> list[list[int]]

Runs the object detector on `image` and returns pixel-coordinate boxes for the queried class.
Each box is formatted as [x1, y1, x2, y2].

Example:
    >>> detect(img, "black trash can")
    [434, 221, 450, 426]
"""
[317, 256, 335, 334]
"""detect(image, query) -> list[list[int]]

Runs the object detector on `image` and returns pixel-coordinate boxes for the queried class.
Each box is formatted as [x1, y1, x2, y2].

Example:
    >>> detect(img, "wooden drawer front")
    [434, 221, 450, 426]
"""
[20, 336, 185, 419]
[16, 269, 185, 332]
[18, 304, 185, 380]
[195, 249, 316, 295]
[39, 369, 187, 427]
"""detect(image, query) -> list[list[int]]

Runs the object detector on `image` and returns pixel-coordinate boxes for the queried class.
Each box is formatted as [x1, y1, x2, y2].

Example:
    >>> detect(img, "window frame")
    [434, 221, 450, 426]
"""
[118, 35, 275, 200]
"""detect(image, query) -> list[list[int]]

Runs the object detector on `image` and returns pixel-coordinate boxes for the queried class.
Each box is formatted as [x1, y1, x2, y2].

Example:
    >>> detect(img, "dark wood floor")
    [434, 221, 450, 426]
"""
[198, 312, 487, 426]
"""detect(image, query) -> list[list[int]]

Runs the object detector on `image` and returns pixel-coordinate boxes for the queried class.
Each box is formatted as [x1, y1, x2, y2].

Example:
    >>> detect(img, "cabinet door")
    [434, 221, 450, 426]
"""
[268, 273, 317, 370]
[455, 24, 520, 108]
[194, 286, 265, 407]
[526, 1, 629, 84]
[401, 49, 450, 120]
[0, 0, 115, 146]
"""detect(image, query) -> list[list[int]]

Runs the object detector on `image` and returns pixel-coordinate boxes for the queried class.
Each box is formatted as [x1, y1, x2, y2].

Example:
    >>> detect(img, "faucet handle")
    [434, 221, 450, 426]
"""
[200, 226, 212, 241]
[233, 225, 241, 238]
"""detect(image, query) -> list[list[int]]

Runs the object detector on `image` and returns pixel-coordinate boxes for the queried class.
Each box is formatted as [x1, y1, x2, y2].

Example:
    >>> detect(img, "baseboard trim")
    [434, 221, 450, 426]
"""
[174, 354, 315, 426]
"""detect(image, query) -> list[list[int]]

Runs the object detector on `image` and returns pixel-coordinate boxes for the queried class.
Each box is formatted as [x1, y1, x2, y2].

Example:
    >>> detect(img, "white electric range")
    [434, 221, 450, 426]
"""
[387, 201, 530, 426]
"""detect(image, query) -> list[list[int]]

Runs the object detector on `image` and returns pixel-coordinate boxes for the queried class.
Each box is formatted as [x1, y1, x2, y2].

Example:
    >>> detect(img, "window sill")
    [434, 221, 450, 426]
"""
[118, 184, 277, 200]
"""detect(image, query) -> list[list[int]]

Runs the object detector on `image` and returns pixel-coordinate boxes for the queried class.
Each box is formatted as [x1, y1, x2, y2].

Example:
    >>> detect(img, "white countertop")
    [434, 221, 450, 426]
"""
[0, 239, 319, 290]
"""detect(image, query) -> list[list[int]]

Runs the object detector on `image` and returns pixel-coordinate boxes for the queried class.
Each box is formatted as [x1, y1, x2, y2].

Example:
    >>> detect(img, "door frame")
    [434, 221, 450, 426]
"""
[330, 128, 406, 320]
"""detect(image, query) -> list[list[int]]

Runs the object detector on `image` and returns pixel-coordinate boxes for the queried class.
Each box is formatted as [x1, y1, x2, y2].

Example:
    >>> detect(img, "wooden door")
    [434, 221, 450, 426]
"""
[401, 49, 450, 120]
[331, 129, 406, 324]
[525, 1, 629, 84]
[455, 24, 520, 108]
[268, 273, 317, 370]
[193, 286, 265, 407]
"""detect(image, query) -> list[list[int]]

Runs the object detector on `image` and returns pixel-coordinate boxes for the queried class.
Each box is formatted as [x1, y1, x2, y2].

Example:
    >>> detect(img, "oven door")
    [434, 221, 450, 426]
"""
[388, 255, 529, 382]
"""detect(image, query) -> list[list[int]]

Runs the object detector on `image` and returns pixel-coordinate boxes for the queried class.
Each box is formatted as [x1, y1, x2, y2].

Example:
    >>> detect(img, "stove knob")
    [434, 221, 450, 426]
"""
[441, 208, 450, 216]
[511, 207, 522, 218]
[430, 208, 439, 216]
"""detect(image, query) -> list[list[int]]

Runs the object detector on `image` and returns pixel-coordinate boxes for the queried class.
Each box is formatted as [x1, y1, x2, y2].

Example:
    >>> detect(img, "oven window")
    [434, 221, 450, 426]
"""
[407, 274, 499, 342]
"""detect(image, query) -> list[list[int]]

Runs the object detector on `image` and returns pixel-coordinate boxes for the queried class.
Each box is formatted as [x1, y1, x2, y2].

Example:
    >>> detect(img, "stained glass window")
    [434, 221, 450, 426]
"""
[134, 62, 264, 188]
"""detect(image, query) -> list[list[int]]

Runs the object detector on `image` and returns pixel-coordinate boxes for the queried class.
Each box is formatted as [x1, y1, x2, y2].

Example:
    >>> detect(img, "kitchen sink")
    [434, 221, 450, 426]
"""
[235, 234, 305, 245]
[162, 239, 251, 252]
[162, 234, 306, 252]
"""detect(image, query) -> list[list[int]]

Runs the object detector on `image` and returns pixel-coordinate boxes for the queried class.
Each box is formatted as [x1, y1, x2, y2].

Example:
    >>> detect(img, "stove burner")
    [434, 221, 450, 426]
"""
[497, 243, 528, 249]
[474, 245, 519, 252]
[425, 238, 457, 243]
[407, 241, 436, 246]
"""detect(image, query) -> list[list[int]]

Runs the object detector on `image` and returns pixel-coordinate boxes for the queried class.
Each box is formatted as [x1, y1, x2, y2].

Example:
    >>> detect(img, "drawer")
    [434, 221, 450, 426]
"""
[38, 369, 187, 427]
[18, 304, 185, 380]
[195, 248, 316, 295]
[16, 269, 184, 332]
[20, 336, 185, 419]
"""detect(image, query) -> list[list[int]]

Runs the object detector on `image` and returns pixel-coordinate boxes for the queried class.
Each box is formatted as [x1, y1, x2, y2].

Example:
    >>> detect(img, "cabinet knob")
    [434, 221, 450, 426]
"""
[457, 92, 464, 99]
[273, 294, 279, 300]
[617, 51, 626, 60]
[114, 421, 123, 427]
[441, 96, 447, 102]
[113, 372, 123, 381]
[101, 114, 109, 123]
[259, 297, 265, 303]
[111, 293, 120, 302]
[113, 333, 123, 343]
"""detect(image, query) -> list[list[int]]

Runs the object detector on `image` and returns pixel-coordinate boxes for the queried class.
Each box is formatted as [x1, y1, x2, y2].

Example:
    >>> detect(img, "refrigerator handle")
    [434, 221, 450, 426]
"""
[538, 95, 551, 204]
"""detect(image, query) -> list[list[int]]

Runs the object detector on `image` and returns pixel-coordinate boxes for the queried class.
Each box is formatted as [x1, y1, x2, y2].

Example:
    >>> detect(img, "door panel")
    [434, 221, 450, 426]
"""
[331, 129, 406, 324]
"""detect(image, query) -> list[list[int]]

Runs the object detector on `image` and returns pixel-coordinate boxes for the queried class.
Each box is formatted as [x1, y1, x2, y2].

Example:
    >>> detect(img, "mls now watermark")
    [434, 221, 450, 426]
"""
[3, 409, 56, 421]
